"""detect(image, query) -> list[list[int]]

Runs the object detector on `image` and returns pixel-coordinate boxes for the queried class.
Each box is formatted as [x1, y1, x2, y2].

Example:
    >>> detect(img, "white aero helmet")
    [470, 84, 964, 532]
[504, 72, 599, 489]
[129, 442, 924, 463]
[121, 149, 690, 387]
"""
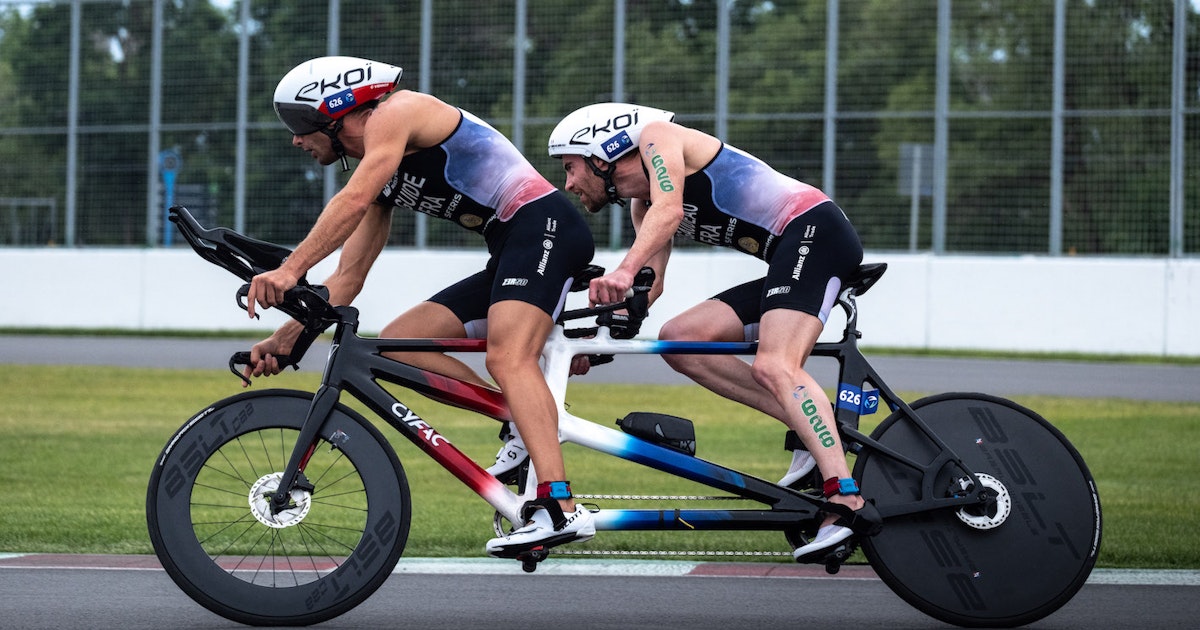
[548, 102, 675, 163]
[273, 56, 402, 136]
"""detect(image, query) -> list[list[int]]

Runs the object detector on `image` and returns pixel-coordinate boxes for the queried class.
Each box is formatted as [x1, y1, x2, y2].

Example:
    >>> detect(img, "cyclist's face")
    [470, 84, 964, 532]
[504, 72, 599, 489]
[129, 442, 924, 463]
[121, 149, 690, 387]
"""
[561, 155, 607, 213]
[291, 131, 337, 166]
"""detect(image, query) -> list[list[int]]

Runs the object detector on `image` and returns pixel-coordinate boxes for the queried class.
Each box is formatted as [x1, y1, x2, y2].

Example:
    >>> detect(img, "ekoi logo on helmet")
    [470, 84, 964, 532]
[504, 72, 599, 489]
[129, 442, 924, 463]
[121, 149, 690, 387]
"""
[274, 56, 402, 135]
[548, 102, 675, 162]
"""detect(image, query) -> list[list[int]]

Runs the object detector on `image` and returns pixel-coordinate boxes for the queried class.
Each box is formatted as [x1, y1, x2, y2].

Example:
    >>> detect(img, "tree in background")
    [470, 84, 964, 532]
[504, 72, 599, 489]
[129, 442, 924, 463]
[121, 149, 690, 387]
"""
[0, 0, 1193, 253]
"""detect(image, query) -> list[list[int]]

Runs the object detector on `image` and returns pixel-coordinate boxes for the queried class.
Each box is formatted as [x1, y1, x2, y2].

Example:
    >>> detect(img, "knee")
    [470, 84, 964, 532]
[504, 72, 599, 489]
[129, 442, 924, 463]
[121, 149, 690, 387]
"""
[484, 351, 516, 383]
[750, 355, 789, 394]
[658, 318, 709, 374]
[657, 317, 692, 343]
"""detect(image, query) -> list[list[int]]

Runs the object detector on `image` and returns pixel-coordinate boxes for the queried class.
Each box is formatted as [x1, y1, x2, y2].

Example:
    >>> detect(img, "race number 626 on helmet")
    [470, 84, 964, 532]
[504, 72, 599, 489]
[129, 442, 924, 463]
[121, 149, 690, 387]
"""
[273, 56, 403, 169]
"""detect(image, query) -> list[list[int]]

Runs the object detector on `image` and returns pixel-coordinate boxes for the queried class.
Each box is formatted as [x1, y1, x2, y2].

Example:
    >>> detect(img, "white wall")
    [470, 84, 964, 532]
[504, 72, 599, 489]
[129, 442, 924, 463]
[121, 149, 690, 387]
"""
[2, 248, 1196, 357]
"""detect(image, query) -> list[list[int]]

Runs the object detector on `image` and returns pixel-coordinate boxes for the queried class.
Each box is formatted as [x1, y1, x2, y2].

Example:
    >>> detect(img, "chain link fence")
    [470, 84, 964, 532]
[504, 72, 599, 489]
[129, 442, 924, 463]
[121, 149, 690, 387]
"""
[0, 0, 1196, 255]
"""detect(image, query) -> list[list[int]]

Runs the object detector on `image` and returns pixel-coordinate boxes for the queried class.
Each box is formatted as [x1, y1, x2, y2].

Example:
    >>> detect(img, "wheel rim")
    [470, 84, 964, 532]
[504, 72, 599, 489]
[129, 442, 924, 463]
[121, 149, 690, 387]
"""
[148, 393, 409, 625]
[856, 394, 1100, 627]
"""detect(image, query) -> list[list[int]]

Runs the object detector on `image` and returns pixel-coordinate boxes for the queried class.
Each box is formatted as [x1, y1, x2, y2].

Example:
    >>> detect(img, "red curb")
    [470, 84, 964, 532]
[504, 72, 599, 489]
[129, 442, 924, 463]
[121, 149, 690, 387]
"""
[687, 562, 878, 579]
[0, 554, 880, 580]
[0, 554, 163, 569]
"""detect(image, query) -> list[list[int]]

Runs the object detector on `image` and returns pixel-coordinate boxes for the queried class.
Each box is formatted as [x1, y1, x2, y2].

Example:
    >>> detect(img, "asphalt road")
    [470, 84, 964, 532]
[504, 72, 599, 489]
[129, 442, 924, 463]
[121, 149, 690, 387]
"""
[0, 555, 1196, 629]
[2, 334, 1198, 402]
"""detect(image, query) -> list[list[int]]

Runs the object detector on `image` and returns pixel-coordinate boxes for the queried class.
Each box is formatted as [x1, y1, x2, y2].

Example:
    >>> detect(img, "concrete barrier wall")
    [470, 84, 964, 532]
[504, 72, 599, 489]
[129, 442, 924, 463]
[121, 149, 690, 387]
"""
[2, 248, 1196, 357]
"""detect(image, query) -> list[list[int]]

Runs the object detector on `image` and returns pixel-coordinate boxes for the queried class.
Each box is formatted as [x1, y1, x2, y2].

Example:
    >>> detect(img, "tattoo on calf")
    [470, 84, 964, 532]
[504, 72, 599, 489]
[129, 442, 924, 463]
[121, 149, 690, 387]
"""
[794, 386, 836, 448]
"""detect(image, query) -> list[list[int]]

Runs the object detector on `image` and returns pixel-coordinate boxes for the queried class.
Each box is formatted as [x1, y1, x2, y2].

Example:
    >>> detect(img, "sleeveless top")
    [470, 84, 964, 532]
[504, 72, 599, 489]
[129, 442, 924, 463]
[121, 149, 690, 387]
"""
[375, 110, 557, 234]
[677, 144, 830, 261]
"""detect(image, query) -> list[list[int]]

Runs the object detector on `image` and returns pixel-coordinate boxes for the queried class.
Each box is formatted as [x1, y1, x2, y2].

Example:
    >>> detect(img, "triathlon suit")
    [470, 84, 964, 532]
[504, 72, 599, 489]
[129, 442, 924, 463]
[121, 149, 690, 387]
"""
[374, 110, 594, 337]
[673, 144, 862, 340]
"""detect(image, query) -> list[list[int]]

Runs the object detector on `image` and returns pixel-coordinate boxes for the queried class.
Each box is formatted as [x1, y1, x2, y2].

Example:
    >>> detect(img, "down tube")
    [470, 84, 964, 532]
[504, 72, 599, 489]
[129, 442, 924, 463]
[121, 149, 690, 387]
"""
[560, 414, 800, 532]
[568, 410, 791, 480]
[348, 382, 525, 521]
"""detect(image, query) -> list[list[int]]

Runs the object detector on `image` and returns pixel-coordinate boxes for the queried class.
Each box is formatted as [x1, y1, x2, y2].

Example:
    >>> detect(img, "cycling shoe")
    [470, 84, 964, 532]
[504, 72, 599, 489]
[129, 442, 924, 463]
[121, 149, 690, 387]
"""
[792, 524, 854, 562]
[486, 503, 595, 558]
[486, 427, 528, 481]
[793, 500, 882, 563]
[778, 448, 816, 488]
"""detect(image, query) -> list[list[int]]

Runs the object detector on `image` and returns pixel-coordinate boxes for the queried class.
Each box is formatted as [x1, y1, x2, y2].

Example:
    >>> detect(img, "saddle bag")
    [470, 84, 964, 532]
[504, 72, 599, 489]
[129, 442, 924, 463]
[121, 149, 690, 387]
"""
[616, 412, 696, 456]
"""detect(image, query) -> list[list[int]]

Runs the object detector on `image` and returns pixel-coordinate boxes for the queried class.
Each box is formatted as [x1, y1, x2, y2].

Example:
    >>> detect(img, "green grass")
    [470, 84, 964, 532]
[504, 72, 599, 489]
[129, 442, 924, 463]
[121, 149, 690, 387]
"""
[1, 364, 1197, 568]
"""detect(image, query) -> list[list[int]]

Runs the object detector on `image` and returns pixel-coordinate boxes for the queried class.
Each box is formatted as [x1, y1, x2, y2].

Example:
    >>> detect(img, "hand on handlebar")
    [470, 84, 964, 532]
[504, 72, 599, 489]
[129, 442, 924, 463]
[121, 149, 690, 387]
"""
[246, 266, 302, 319]
[588, 268, 636, 307]
[240, 329, 298, 387]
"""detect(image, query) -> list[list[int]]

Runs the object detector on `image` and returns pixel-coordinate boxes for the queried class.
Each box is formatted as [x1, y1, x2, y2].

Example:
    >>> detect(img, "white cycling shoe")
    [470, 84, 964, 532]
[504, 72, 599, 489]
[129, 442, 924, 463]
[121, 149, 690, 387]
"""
[778, 448, 816, 488]
[485, 504, 595, 558]
[486, 430, 529, 480]
[792, 523, 854, 562]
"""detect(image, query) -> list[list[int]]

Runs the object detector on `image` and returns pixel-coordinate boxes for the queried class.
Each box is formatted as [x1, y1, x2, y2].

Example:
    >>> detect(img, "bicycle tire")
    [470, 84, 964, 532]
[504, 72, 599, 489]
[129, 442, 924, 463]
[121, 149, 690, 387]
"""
[854, 393, 1100, 628]
[146, 389, 411, 626]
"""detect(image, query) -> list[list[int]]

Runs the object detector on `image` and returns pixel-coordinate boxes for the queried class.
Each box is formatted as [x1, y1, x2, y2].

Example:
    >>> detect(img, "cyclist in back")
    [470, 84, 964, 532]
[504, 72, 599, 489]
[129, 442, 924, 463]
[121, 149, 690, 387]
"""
[242, 56, 596, 557]
[545, 102, 876, 561]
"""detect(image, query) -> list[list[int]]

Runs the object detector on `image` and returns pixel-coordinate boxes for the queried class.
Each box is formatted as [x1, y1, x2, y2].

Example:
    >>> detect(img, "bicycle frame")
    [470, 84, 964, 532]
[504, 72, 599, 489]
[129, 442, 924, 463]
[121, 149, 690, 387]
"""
[265, 275, 981, 537]
[153, 205, 1099, 628]
[165, 201, 979, 538]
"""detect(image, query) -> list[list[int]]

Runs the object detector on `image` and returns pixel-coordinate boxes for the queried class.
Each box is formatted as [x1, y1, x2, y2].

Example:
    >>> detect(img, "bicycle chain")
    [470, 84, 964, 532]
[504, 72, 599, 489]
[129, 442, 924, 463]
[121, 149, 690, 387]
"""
[520, 494, 794, 557]
[554, 549, 791, 557]
[573, 494, 747, 501]
[566, 494, 792, 556]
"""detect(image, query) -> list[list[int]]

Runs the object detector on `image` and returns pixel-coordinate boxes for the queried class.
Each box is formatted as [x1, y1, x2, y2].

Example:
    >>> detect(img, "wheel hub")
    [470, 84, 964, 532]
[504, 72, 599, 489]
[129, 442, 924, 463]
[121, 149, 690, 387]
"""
[953, 473, 1011, 530]
[249, 472, 312, 528]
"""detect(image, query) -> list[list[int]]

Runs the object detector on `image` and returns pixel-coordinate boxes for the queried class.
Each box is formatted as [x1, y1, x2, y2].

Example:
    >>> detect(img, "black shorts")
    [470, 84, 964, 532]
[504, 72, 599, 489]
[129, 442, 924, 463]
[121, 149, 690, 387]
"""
[711, 201, 862, 337]
[429, 192, 595, 336]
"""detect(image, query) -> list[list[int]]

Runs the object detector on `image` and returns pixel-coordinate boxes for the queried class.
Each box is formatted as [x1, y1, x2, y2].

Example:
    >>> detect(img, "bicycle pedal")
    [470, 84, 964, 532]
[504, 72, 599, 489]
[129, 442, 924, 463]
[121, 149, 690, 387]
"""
[794, 537, 857, 565]
[820, 542, 856, 574]
[516, 547, 549, 573]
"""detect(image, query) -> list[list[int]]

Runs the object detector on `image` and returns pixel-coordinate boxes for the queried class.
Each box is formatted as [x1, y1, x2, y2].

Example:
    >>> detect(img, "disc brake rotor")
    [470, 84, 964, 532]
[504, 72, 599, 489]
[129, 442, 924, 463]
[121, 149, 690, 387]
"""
[248, 472, 312, 529]
[953, 472, 1012, 530]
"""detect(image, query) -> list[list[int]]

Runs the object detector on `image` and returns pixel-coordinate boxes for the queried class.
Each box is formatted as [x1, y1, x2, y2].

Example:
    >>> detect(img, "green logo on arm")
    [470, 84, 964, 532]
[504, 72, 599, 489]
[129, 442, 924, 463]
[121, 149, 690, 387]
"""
[647, 146, 675, 193]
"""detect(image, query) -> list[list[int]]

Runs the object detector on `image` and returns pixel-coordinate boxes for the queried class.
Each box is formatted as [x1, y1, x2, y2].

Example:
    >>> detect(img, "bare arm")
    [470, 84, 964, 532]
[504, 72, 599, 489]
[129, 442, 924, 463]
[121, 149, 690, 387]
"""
[246, 92, 453, 317]
[243, 204, 393, 381]
[629, 198, 671, 306]
[589, 123, 687, 305]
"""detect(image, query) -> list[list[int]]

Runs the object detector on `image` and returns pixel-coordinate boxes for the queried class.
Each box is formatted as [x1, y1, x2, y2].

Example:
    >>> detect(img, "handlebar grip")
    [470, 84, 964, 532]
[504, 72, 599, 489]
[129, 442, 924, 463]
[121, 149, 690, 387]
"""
[588, 354, 614, 367]
[228, 350, 300, 386]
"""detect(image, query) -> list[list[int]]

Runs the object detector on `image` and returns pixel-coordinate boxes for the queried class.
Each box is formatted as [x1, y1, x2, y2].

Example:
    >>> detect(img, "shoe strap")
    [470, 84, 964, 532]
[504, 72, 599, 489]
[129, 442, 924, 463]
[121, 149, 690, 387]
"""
[519, 498, 568, 530]
[822, 500, 883, 537]
[822, 476, 860, 497]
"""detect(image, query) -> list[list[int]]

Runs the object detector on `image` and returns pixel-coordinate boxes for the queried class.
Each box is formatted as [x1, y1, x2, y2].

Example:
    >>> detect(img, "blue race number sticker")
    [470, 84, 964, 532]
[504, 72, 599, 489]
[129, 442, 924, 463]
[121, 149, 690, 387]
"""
[601, 130, 633, 159]
[837, 383, 880, 415]
[323, 88, 358, 115]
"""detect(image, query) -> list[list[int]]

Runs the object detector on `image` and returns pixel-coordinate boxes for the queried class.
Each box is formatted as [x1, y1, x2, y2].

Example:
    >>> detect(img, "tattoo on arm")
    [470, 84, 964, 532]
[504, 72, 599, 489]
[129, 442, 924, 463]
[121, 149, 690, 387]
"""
[645, 143, 675, 193]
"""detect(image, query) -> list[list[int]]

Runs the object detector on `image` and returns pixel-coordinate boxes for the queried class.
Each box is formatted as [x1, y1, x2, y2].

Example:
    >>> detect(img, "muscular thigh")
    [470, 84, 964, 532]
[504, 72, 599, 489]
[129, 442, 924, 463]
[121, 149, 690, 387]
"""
[488, 194, 595, 318]
[762, 201, 863, 323]
[380, 301, 468, 338]
[674, 281, 764, 342]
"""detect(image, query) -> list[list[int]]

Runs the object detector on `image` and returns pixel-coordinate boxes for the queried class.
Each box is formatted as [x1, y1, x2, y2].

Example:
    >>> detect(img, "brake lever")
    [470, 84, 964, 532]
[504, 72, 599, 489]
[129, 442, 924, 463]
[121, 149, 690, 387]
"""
[229, 351, 298, 386]
[236, 284, 259, 319]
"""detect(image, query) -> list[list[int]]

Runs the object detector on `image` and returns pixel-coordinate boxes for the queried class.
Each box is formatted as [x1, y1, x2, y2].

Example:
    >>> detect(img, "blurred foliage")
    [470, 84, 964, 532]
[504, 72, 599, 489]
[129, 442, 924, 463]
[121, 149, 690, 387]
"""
[0, 0, 1195, 252]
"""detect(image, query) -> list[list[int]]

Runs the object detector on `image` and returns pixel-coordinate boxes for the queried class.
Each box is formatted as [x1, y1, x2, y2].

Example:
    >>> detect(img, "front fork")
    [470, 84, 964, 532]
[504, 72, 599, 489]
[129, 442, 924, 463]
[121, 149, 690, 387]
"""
[268, 384, 341, 512]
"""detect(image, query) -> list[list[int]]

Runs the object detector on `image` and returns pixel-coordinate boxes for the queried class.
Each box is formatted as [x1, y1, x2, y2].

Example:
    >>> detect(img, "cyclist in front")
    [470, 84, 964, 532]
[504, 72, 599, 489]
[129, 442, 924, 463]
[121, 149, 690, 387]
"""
[545, 102, 878, 562]
[242, 56, 596, 558]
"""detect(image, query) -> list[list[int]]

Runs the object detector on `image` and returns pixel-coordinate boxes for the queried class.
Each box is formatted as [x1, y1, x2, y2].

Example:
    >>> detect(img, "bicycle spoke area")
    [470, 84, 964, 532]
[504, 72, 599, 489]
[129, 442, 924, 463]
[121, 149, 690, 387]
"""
[189, 427, 368, 587]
